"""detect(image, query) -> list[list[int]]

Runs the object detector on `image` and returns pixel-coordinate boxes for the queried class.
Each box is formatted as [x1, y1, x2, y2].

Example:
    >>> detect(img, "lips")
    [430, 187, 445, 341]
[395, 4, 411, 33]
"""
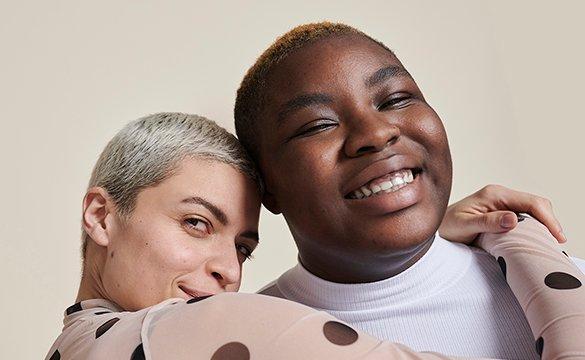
[347, 168, 420, 199]
[179, 285, 215, 299]
[342, 156, 422, 199]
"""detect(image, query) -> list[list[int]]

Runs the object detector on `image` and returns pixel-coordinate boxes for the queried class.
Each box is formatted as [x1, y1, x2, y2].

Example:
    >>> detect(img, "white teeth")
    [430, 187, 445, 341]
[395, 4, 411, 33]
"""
[350, 169, 416, 199]
[380, 181, 392, 190]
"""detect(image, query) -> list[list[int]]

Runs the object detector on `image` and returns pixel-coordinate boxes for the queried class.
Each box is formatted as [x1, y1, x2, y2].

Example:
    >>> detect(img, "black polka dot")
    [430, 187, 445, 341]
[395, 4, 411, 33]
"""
[544, 272, 582, 290]
[66, 302, 82, 315]
[562, 251, 569, 257]
[211, 342, 250, 360]
[516, 213, 526, 222]
[186, 295, 212, 304]
[322, 321, 359, 346]
[95, 317, 120, 338]
[94, 311, 110, 315]
[536, 336, 544, 357]
[48, 349, 60, 360]
[497, 257, 507, 279]
[130, 343, 145, 360]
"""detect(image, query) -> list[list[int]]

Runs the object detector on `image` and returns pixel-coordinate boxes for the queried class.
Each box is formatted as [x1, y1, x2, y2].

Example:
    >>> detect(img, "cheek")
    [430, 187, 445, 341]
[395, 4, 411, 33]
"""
[409, 107, 447, 144]
[409, 109, 451, 169]
[420, 115, 453, 208]
[225, 281, 241, 292]
[148, 232, 205, 273]
[274, 142, 349, 236]
[124, 222, 204, 281]
[279, 137, 340, 187]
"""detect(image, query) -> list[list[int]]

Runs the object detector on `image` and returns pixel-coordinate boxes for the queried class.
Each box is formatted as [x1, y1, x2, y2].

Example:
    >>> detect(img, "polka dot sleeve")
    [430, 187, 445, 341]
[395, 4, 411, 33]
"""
[145, 293, 452, 360]
[476, 215, 585, 359]
[47, 216, 585, 360]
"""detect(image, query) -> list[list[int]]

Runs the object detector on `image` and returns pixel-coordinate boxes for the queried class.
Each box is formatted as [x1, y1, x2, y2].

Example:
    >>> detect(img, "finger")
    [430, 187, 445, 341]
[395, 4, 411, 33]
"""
[440, 211, 516, 244]
[473, 211, 519, 235]
[438, 211, 475, 243]
[488, 188, 566, 243]
[526, 198, 566, 243]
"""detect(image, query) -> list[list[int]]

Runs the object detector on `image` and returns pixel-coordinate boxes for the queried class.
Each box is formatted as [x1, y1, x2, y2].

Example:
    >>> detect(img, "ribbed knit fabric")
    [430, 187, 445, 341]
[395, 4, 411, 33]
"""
[259, 235, 585, 359]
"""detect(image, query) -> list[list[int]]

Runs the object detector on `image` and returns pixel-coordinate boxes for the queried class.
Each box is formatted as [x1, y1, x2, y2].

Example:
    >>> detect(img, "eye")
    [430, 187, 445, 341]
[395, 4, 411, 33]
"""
[236, 244, 254, 261]
[378, 93, 412, 110]
[293, 119, 337, 139]
[184, 217, 210, 234]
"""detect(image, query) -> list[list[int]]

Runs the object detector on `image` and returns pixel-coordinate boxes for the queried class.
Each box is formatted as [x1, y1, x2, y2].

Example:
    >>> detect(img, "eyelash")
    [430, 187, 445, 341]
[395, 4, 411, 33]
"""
[293, 93, 412, 137]
[184, 217, 210, 234]
[185, 218, 254, 261]
[236, 244, 254, 261]
[296, 120, 337, 137]
[378, 94, 412, 110]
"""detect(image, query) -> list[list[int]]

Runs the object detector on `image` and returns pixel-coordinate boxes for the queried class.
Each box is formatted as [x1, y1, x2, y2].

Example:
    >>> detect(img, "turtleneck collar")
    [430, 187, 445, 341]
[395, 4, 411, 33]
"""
[275, 234, 473, 311]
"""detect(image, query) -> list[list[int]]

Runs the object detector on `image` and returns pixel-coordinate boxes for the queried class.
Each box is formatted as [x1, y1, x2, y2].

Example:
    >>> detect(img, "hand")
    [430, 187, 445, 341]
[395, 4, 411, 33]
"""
[439, 184, 566, 244]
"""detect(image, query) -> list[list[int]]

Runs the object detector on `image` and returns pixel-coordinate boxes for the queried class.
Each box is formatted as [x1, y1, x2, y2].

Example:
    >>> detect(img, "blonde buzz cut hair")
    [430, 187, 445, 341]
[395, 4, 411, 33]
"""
[81, 112, 262, 259]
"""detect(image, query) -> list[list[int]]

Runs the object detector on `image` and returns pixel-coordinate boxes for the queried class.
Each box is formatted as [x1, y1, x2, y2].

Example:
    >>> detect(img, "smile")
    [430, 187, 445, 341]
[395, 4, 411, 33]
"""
[179, 285, 214, 299]
[347, 168, 421, 200]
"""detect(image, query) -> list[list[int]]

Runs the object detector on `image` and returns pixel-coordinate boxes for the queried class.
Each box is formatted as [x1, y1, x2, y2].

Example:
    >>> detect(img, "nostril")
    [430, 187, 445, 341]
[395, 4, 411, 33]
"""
[354, 135, 399, 156]
[212, 272, 223, 281]
[356, 145, 377, 155]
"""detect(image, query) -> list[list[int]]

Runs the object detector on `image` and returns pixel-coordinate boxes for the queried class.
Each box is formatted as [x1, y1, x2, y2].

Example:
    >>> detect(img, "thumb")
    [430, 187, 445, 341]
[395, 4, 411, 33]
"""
[473, 211, 519, 234]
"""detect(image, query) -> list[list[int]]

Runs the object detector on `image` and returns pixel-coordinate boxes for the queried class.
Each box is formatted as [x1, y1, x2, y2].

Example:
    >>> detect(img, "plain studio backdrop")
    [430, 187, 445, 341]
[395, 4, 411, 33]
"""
[1, 1, 584, 358]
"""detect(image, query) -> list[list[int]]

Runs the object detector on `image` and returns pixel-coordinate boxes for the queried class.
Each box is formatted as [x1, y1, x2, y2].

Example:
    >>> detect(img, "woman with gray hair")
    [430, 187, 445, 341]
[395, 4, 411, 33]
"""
[46, 112, 585, 359]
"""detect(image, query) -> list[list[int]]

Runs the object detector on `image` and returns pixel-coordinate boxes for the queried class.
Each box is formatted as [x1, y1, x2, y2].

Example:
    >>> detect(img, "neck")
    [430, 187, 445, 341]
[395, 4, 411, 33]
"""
[297, 234, 435, 283]
[75, 244, 109, 303]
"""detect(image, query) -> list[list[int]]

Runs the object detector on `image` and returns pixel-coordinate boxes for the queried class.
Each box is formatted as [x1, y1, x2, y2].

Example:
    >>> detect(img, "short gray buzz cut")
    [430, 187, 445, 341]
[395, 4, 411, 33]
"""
[81, 112, 262, 258]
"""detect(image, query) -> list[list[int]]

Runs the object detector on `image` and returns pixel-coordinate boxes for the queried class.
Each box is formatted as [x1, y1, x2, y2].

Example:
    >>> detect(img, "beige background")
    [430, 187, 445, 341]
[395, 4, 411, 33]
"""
[1, 0, 584, 358]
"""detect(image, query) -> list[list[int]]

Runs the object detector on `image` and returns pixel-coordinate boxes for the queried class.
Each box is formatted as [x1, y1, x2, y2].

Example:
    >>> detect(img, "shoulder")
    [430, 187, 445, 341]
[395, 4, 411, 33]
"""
[45, 299, 162, 360]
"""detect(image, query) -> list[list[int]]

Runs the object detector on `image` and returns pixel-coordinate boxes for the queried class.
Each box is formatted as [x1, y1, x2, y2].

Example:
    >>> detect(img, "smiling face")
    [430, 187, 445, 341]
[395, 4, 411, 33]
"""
[257, 34, 452, 282]
[100, 157, 261, 311]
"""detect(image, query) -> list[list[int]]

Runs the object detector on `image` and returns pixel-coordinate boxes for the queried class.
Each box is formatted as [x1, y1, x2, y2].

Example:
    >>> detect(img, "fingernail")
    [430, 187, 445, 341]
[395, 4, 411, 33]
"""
[501, 213, 516, 228]
[516, 213, 526, 222]
[559, 231, 567, 243]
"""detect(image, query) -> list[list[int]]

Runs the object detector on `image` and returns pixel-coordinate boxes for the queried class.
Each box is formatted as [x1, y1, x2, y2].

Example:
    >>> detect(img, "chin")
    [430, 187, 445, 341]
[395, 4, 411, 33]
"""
[355, 207, 443, 252]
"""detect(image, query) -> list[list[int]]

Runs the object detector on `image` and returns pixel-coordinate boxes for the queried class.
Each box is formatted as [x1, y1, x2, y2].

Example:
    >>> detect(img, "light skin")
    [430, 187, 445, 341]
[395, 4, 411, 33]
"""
[255, 34, 565, 283]
[77, 157, 261, 311]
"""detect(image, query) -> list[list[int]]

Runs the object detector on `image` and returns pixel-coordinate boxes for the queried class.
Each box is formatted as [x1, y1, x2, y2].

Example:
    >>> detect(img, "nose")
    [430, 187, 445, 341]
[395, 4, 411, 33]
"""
[205, 242, 241, 289]
[344, 111, 400, 157]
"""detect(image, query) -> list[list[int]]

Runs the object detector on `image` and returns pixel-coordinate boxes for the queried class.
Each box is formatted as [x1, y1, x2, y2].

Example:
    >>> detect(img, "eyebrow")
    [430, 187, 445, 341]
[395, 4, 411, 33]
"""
[277, 92, 333, 125]
[365, 65, 411, 88]
[181, 196, 228, 226]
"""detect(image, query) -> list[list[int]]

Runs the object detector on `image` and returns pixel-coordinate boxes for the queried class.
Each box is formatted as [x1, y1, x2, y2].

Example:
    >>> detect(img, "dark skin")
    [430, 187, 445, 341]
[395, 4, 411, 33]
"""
[257, 34, 453, 283]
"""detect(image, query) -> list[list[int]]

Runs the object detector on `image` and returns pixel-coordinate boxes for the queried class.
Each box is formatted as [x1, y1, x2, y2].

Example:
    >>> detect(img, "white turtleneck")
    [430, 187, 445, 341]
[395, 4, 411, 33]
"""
[259, 235, 585, 359]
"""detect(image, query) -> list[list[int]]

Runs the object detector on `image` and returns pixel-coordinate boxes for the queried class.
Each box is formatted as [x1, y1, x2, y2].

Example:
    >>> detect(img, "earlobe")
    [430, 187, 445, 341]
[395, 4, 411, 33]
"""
[262, 190, 282, 215]
[82, 187, 114, 247]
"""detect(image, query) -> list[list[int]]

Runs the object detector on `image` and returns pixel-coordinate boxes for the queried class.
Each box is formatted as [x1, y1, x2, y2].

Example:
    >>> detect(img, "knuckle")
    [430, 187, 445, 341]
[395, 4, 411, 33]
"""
[529, 196, 552, 212]
[480, 184, 502, 197]
[478, 214, 491, 228]
[538, 197, 552, 208]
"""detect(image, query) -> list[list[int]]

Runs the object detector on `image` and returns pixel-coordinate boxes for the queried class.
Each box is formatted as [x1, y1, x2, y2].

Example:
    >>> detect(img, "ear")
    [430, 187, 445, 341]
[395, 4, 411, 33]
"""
[82, 187, 116, 247]
[262, 189, 282, 215]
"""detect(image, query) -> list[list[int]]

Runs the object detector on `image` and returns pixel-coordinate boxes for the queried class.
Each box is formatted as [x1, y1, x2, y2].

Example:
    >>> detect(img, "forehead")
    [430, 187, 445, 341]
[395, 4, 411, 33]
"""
[264, 34, 404, 99]
[135, 158, 261, 221]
